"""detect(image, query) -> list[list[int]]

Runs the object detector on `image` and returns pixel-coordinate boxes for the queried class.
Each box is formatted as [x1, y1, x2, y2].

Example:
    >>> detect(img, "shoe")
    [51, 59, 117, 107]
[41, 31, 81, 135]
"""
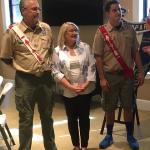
[127, 135, 139, 150]
[99, 134, 113, 149]
[81, 147, 87, 150]
[73, 146, 80, 150]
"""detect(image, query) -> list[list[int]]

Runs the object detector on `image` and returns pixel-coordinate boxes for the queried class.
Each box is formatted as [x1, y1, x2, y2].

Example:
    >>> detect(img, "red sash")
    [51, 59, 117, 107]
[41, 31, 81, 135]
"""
[9, 24, 53, 71]
[9, 24, 44, 65]
[99, 25, 134, 79]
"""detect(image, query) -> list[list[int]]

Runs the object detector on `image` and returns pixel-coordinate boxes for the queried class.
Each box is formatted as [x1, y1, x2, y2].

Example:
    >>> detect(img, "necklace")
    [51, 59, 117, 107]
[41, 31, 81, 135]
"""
[66, 46, 76, 56]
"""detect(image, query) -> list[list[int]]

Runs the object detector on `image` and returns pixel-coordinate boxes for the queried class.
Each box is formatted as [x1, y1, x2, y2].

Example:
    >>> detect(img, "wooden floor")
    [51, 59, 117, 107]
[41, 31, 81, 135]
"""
[0, 90, 150, 150]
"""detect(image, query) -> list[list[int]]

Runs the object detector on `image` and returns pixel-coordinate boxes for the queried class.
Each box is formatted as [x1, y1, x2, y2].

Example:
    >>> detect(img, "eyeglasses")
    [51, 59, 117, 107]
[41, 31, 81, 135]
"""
[31, 7, 41, 12]
[23, 7, 41, 12]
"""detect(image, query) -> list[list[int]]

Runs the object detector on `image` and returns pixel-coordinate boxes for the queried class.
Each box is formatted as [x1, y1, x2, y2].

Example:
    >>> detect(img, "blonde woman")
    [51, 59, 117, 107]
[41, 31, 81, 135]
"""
[52, 22, 96, 150]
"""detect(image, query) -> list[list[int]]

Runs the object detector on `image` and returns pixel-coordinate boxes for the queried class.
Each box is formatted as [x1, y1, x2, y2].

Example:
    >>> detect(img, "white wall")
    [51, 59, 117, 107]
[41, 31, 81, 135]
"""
[0, 0, 150, 104]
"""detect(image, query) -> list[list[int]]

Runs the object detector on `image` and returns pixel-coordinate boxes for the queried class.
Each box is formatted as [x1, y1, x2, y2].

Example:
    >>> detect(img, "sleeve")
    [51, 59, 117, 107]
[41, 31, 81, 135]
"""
[0, 29, 14, 59]
[48, 26, 54, 55]
[92, 28, 105, 56]
[51, 48, 65, 82]
[131, 26, 139, 55]
[43, 23, 54, 69]
[86, 44, 96, 81]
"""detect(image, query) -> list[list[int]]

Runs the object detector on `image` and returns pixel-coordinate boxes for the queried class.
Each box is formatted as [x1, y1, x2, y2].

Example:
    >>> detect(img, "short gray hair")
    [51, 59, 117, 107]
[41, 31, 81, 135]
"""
[19, 0, 28, 14]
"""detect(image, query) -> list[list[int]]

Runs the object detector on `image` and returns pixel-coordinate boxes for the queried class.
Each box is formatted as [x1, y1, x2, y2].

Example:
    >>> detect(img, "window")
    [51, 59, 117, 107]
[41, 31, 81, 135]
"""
[143, 0, 150, 20]
[9, 0, 22, 23]
[1, 0, 10, 29]
[2, 0, 22, 29]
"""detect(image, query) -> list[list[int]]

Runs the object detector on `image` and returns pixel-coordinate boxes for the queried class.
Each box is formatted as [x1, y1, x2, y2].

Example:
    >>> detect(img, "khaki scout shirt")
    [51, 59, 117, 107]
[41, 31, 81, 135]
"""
[0, 21, 53, 75]
[92, 21, 139, 72]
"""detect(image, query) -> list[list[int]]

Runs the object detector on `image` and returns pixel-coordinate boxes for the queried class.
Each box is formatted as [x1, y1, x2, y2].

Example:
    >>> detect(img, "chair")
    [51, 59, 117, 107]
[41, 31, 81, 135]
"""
[100, 93, 140, 135]
[0, 82, 15, 150]
[0, 75, 3, 87]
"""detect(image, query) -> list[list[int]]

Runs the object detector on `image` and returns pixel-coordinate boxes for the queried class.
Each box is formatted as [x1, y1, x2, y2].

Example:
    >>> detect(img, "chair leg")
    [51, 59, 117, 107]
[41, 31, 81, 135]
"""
[117, 107, 122, 121]
[5, 123, 15, 146]
[134, 102, 140, 125]
[100, 113, 106, 135]
[132, 101, 140, 133]
[134, 85, 140, 126]
[0, 126, 12, 150]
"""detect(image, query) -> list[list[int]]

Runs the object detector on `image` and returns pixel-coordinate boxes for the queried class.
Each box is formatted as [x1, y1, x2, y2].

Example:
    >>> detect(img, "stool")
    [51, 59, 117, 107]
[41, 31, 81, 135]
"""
[100, 94, 140, 134]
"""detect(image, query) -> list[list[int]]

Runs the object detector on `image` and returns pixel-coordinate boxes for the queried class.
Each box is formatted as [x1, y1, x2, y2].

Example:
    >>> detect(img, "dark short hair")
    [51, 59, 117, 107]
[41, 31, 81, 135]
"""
[105, 0, 120, 12]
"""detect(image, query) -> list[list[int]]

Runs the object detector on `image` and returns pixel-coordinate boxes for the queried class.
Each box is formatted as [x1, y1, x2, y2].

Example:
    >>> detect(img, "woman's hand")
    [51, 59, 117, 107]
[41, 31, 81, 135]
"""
[69, 84, 84, 93]
[77, 81, 90, 92]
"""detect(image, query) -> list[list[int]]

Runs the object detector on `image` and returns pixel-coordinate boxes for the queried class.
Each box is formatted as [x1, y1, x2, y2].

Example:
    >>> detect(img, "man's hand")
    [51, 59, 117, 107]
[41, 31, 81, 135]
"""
[142, 46, 150, 55]
[100, 78, 110, 91]
[137, 71, 144, 86]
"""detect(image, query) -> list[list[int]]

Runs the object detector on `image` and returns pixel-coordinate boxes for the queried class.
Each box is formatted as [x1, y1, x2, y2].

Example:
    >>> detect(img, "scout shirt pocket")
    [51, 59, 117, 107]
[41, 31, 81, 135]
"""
[16, 38, 24, 45]
[14, 37, 29, 53]
[40, 36, 51, 50]
[123, 34, 133, 50]
[103, 43, 112, 56]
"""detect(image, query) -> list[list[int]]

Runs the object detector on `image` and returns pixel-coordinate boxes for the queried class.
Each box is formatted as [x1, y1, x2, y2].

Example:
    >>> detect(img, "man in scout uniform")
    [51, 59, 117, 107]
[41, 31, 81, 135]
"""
[0, 0, 57, 149]
[92, 0, 144, 149]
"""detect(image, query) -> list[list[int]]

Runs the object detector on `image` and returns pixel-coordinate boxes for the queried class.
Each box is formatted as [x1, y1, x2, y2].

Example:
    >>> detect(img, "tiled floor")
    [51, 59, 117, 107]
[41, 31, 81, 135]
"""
[0, 91, 150, 150]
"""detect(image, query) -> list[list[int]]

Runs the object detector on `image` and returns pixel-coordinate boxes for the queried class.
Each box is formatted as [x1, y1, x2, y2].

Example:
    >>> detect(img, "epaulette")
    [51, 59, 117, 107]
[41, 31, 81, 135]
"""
[6, 23, 16, 33]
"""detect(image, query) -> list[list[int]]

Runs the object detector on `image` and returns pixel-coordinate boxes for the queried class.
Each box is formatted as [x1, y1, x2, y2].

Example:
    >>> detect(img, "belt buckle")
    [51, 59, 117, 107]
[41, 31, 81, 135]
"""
[116, 70, 123, 75]
[111, 70, 123, 75]
[35, 72, 43, 77]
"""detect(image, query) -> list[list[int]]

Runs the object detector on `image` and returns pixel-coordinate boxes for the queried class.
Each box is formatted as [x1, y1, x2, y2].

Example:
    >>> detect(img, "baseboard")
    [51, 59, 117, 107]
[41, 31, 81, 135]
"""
[137, 99, 150, 111]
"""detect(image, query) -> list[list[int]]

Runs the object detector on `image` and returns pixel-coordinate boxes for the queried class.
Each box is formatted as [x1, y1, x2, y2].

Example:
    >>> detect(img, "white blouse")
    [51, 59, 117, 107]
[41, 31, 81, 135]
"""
[52, 42, 96, 98]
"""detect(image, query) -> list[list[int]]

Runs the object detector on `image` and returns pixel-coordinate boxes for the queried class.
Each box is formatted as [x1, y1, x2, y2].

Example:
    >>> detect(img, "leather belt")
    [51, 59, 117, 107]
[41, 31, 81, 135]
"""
[16, 70, 45, 78]
[106, 70, 124, 75]
[34, 72, 44, 77]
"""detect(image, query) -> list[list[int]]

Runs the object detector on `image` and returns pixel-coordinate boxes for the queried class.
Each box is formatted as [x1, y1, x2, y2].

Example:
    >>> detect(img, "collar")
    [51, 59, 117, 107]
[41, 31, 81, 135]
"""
[106, 20, 125, 32]
[62, 44, 78, 51]
[62, 45, 67, 51]
[19, 20, 42, 33]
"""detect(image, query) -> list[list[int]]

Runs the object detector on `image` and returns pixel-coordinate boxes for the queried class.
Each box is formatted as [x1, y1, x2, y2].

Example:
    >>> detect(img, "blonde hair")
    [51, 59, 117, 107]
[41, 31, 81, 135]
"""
[57, 22, 80, 49]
